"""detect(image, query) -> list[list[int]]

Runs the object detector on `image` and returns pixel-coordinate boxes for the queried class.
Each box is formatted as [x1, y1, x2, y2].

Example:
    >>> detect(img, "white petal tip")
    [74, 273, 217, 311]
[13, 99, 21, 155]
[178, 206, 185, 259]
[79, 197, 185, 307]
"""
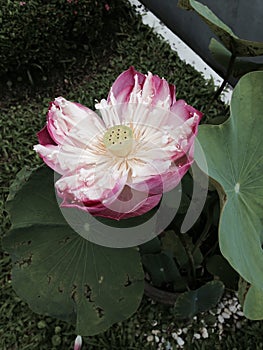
[55, 96, 67, 106]
[33, 145, 40, 151]
[95, 99, 108, 110]
[74, 335, 82, 350]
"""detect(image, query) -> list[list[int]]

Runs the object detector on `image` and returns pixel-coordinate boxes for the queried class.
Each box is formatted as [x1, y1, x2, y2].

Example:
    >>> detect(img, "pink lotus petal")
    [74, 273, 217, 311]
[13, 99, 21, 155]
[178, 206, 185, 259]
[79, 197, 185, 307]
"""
[33, 144, 64, 174]
[161, 159, 193, 193]
[46, 97, 105, 145]
[108, 66, 145, 104]
[151, 74, 173, 108]
[169, 83, 176, 105]
[37, 125, 57, 146]
[56, 165, 128, 211]
[34, 97, 106, 174]
[171, 99, 203, 124]
[65, 188, 162, 220]
[129, 155, 192, 195]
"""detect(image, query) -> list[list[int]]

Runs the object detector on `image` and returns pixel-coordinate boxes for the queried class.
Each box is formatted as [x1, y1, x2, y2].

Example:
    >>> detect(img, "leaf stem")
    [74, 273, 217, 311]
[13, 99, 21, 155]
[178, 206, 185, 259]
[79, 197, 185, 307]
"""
[144, 281, 179, 305]
[213, 51, 236, 100]
[191, 196, 217, 257]
[191, 214, 212, 257]
[202, 51, 236, 119]
[177, 232, 196, 287]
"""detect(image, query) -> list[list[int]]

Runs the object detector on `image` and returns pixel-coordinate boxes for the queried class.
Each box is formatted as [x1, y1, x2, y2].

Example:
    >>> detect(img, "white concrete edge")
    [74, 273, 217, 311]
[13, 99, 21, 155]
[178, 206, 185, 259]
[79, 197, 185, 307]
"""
[129, 0, 233, 104]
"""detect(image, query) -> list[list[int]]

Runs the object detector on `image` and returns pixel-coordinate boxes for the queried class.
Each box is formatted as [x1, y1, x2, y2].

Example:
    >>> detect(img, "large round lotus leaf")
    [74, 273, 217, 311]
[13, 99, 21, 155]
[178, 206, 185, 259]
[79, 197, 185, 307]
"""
[179, 0, 263, 57]
[3, 166, 144, 336]
[195, 71, 263, 294]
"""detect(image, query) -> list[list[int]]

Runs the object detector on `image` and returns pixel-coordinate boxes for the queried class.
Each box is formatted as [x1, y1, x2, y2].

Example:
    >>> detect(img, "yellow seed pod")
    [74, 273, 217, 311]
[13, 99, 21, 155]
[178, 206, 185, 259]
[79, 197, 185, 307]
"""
[103, 125, 133, 157]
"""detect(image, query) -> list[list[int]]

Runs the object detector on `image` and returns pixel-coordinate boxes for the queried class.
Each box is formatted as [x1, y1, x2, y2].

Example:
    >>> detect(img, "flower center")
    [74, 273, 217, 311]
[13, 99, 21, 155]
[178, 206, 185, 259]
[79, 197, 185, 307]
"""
[103, 125, 133, 157]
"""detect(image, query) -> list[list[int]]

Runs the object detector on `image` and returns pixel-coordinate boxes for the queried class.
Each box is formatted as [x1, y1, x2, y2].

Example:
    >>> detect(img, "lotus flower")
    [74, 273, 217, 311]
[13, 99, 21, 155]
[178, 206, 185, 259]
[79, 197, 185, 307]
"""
[34, 67, 202, 220]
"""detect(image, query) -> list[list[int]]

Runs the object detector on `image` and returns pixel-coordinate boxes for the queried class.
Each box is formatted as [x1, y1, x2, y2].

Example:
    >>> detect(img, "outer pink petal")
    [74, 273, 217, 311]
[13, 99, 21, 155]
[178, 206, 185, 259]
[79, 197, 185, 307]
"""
[129, 174, 165, 195]
[169, 83, 176, 106]
[98, 192, 162, 220]
[151, 74, 173, 107]
[33, 144, 64, 173]
[160, 159, 193, 193]
[107, 66, 145, 104]
[72, 191, 162, 220]
[170, 111, 202, 160]
[171, 99, 203, 124]
[129, 155, 192, 195]
[108, 67, 177, 109]
[57, 170, 162, 220]
[37, 125, 57, 146]
[34, 97, 106, 173]
[46, 97, 105, 145]
[56, 167, 128, 210]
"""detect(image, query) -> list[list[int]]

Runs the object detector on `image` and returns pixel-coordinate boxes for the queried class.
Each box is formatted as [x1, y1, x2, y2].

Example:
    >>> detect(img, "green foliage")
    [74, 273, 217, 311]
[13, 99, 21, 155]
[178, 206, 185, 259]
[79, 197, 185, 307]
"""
[239, 278, 263, 321]
[174, 281, 224, 319]
[206, 255, 238, 291]
[209, 38, 263, 78]
[0, 0, 122, 76]
[178, 0, 263, 57]
[142, 252, 180, 287]
[139, 237, 162, 255]
[0, 1, 244, 345]
[179, 0, 263, 83]
[178, 3, 263, 322]
[7, 166, 33, 202]
[195, 71, 263, 318]
[3, 166, 144, 336]
[161, 230, 203, 269]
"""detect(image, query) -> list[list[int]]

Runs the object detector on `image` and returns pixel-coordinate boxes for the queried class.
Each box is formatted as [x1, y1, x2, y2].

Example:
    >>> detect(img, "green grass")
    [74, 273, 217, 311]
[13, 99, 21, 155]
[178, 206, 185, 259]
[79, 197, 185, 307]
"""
[1, 1, 262, 349]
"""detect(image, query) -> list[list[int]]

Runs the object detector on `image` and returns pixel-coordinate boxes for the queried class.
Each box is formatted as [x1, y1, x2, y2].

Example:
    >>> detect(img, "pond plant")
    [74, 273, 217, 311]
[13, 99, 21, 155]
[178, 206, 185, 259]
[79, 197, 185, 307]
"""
[3, 1, 263, 348]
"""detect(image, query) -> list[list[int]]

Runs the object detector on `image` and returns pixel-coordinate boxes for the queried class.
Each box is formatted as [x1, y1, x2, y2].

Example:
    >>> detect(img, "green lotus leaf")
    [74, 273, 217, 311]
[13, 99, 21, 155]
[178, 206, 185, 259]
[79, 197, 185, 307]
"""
[142, 251, 180, 287]
[195, 71, 263, 294]
[7, 166, 33, 202]
[206, 254, 239, 290]
[178, 0, 263, 57]
[238, 278, 263, 320]
[3, 166, 144, 336]
[174, 280, 224, 319]
[139, 236, 162, 254]
[209, 38, 263, 78]
[243, 285, 263, 320]
[161, 230, 203, 268]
